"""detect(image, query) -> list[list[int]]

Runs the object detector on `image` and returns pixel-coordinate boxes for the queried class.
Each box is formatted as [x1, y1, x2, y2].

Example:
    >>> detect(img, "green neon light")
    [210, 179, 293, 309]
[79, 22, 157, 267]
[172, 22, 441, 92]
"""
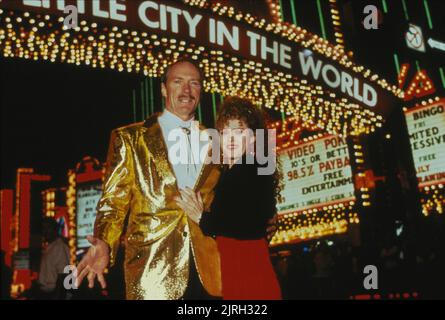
[423, 0, 433, 29]
[211, 93, 217, 124]
[290, 0, 298, 25]
[415, 60, 421, 72]
[439, 67, 445, 89]
[140, 82, 145, 120]
[145, 79, 149, 117]
[382, 0, 388, 13]
[278, 0, 285, 21]
[401, 0, 409, 21]
[149, 78, 154, 115]
[316, 0, 327, 40]
[197, 103, 202, 122]
[393, 53, 400, 75]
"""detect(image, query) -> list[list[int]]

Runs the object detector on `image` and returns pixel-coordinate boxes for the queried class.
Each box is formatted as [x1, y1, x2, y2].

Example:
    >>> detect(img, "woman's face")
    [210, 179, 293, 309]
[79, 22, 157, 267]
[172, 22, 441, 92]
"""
[220, 119, 254, 164]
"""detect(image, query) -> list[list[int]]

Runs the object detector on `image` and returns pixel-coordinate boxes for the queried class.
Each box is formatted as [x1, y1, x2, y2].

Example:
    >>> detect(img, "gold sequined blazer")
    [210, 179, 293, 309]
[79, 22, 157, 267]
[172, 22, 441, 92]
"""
[94, 114, 222, 300]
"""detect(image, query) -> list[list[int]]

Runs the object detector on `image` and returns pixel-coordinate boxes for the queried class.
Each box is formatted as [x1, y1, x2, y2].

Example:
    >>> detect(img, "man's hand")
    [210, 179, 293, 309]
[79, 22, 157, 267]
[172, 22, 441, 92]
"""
[175, 188, 204, 224]
[76, 235, 110, 289]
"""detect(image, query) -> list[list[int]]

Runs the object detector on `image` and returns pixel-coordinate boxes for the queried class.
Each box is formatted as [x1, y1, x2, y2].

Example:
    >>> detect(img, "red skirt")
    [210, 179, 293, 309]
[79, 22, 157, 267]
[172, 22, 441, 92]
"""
[216, 236, 282, 300]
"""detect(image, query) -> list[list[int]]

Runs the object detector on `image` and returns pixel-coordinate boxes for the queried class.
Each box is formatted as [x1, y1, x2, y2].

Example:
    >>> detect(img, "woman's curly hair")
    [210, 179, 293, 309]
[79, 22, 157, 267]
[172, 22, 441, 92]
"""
[215, 96, 282, 201]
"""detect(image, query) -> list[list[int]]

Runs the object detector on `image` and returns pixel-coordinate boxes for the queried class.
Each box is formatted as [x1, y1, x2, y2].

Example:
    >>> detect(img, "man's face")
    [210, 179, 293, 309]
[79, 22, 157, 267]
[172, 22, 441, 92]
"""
[161, 62, 202, 121]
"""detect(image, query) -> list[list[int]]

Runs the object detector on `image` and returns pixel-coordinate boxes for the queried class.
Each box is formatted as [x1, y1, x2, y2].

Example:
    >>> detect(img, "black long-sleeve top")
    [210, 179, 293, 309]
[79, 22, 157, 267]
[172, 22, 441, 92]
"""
[199, 156, 276, 240]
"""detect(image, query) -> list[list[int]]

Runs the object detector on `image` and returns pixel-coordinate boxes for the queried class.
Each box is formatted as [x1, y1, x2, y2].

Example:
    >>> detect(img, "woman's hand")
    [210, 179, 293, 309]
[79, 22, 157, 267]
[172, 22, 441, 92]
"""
[175, 187, 204, 224]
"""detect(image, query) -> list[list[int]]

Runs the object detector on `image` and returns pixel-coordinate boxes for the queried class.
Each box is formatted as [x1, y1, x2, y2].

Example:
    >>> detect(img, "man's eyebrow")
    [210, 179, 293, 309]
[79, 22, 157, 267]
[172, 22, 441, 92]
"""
[170, 76, 202, 82]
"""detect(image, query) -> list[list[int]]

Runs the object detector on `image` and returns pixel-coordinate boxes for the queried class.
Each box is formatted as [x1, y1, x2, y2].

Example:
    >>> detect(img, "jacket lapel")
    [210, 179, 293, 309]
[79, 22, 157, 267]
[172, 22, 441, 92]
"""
[143, 114, 179, 194]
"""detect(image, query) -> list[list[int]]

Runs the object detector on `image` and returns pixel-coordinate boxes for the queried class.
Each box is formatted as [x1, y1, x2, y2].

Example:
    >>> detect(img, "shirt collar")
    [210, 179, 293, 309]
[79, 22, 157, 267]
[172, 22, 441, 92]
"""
[159, 109, 195, 129]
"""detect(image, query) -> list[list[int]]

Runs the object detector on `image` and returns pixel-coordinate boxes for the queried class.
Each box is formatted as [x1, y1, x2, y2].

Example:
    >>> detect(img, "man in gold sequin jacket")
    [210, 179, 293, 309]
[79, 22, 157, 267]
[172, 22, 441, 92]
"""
[76, 59, 222, 300]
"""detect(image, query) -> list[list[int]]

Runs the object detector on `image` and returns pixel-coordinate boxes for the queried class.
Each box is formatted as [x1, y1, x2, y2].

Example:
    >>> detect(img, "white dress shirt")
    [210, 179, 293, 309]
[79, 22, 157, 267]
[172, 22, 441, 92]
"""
[158, 110, 209, 190]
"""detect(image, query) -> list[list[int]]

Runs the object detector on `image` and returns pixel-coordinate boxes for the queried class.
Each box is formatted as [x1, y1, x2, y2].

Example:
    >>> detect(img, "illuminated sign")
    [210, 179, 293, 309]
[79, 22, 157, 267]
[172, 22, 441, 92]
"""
[13, 250, 30, 270]
[0, 0, 399, 114]
[277, 135, 355, 214]
[398, 64, 436, 102]
[427, 38, 445, 52]
[405, 23, 426, 53]
[76, 182, 102, 248]
[404, 23, 445, 53]
[405, 99, 445, 187]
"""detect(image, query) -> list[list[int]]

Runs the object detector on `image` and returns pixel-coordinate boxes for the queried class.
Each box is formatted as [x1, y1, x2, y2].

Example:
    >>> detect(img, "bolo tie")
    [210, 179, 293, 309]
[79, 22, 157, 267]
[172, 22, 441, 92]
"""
[181, 126, 198, 176]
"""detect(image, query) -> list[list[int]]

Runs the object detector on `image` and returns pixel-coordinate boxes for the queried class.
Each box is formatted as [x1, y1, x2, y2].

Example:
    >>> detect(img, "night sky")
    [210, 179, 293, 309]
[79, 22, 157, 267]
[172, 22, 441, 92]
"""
[1, 58, 144, 189]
